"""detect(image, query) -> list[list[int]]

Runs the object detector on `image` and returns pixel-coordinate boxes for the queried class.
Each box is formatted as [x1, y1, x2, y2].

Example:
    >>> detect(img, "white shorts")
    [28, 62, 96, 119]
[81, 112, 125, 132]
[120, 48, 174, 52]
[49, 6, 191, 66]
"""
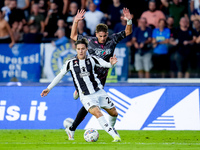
[80, 89, 115, 111]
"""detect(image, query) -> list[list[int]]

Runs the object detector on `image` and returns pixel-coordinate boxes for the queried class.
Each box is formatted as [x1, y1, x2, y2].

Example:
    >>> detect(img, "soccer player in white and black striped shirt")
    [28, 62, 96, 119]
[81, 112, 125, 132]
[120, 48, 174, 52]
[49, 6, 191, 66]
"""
[66, 8, 133, 140]
[40, 38, 121, 142]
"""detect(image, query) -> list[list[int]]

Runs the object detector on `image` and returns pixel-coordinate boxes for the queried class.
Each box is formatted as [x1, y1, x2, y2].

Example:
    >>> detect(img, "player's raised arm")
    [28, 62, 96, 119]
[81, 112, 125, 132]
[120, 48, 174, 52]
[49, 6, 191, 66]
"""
[121, 8, 133, 36]
[70, 9, 86, 41]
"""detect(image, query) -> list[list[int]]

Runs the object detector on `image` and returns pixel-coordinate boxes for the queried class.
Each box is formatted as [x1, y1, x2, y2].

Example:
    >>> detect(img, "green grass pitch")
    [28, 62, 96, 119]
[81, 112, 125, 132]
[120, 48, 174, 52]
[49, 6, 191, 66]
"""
[0, 130, 200, 150]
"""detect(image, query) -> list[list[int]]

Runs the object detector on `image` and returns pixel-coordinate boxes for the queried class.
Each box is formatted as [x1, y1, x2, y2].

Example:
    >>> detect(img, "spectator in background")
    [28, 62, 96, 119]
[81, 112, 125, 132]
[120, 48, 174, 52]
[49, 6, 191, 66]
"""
[161, 0, 188, 28]
[22, 23, 30, 34]
[44, 2, 62, 38]
[51, 28, 69, 46]
[113, 11, 134, 46]
[167, 16, 178, 78]
[28, 4, 45, 33]
[105, 0, 125, 30]
[86, 0, 101, 11]
[193, 19, 200, 72]
[17, 0, 30, 20]
[152, 18, 170, 78]
[77, 19, 91, 36]
[31, 0, 50, 17]
[49, 0, 69, 15]
[84, 2, 104, 35]
[0, 10, 15, 47]
[38, 0, 49, 18]
[132, 17, 153, 78]
[190, 0, 200, 13]
[11, 21, 23, 42]
[173, 17, 196, 78]
[141, 0, 166, 29]
[1, 0, 11, 22]
[23, 25, 44, 43]
[190, 1, 200, 22]
[65, 2, 78, 27]
[8, 0, 26, 26]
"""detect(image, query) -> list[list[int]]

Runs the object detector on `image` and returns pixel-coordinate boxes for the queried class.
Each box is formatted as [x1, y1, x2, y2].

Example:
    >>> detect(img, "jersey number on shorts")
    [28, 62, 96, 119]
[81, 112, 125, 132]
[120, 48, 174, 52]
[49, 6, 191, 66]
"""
[106, 97, 111, 104]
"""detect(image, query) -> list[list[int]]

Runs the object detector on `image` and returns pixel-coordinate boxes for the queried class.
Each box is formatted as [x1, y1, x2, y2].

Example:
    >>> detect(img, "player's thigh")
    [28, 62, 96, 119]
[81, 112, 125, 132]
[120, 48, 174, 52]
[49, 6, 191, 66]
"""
[80, 94, 100, 111]
[98, 89, 115, 109]
[104, 107, 118, 117]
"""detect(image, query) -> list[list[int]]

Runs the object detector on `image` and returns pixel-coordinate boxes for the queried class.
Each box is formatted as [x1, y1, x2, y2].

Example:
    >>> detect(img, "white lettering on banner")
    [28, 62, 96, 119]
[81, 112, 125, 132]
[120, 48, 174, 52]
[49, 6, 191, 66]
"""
[0, 100, 48, 121]
[2, 70, 28, 79]
[0, 53, 39, 65]
[0, 53, 39, 79]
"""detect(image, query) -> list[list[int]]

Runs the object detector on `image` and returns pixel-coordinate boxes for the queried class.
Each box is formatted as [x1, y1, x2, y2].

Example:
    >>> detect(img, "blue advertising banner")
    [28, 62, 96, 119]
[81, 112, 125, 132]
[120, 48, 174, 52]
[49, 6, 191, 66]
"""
[0, 44, 41, 82]
[0, 84, 200, 130]
[114, 44, 129, 82]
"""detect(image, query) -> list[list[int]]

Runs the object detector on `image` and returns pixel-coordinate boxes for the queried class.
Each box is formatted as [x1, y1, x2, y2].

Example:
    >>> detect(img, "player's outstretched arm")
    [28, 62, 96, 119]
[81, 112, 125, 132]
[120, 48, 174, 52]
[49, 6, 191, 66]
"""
[70, 9, 86, 41]
[121, 8, 133, 36]
[109, 54, 118, 66]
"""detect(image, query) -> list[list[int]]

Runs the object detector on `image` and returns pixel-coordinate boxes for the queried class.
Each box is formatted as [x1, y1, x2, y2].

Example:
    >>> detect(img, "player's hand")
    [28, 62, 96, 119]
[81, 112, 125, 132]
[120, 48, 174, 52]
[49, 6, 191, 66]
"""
[121, 8, 132, 21]
[74, 9, 86, 23]
[110, 55, 118, 66]
[41, 89, 50, 97]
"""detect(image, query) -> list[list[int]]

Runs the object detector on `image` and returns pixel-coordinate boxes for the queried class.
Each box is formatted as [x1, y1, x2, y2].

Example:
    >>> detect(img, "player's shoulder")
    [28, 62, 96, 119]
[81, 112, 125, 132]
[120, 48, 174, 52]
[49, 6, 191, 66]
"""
[64, 56, 77, 64]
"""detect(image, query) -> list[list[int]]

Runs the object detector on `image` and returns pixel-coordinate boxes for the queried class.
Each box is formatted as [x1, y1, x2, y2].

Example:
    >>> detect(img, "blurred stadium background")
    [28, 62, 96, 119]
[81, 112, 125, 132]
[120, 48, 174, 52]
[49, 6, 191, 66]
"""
[0, 0, 200, 149]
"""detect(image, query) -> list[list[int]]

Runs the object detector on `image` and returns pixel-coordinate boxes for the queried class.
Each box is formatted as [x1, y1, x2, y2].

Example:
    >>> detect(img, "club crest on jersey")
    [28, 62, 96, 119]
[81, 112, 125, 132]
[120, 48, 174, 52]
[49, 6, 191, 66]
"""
[74, 61, 79, 67]
[80, 67, 90, 78]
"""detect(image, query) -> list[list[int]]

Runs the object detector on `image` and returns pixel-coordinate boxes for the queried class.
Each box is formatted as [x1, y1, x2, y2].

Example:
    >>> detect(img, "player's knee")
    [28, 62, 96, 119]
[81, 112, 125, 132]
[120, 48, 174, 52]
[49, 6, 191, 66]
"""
[111, 111, 118, 117]
[89, 105, 103, 118]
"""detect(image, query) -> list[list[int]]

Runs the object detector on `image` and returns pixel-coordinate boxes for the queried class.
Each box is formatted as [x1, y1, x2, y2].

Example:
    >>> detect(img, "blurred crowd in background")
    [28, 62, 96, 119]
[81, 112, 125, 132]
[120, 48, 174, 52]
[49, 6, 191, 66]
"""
[1, 0, 200, 78]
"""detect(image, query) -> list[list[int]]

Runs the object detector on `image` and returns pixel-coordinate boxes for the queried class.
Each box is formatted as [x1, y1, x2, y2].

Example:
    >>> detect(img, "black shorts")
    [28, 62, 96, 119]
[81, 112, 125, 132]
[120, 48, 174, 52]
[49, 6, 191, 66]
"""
[152, 53, 169, 72]
[176, 52, 191, 73]
[0, 36, 11, 43]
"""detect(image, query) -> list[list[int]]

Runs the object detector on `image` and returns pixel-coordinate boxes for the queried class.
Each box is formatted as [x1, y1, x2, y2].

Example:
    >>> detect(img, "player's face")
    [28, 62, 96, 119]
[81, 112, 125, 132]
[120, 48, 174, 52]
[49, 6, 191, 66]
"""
[96, 31, 108, 44]
[76, 44, 88, 60]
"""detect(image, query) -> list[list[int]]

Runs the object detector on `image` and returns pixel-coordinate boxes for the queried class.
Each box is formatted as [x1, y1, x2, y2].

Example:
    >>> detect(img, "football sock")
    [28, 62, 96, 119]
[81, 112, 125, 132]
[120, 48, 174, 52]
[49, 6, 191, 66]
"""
[69, 106, 88, 131]
[97, 116, 118, 138]
[108, 116, 117, 127]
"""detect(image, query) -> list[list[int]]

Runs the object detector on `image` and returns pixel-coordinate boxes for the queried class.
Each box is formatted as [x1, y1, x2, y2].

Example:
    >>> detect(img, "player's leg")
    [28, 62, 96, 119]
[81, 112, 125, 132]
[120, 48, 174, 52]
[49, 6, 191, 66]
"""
[70, 106, 88, 131]
[104, 107, 118, 127]
[99, 89, 118, 128]
[88, 106, 120, 142]
[82, 93, 120, 142]
[65, 106, 88, 140]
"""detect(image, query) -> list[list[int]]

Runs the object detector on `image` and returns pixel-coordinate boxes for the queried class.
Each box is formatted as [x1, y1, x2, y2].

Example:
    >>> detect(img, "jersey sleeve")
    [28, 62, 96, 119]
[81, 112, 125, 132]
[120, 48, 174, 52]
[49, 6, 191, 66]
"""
[91, 56, 112, 68]
[111, 31, 126, 44]
[47, 60, 70, 90]
[77, 34, 90, 41]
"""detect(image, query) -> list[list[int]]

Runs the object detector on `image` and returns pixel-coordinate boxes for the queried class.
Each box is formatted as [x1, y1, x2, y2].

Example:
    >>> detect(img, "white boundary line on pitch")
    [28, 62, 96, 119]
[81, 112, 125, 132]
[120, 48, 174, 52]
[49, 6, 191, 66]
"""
[136, 142, 200, 145]
[0, 142, 200, 145]
[0, 142, 131, 145]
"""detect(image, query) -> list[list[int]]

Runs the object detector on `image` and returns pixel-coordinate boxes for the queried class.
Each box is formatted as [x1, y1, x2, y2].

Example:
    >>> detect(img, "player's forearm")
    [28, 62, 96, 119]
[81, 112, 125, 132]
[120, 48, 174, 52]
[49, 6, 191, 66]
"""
[125, 19, 132, 36]
[70, 21, 78, 41]
[47, 72, 65, 90]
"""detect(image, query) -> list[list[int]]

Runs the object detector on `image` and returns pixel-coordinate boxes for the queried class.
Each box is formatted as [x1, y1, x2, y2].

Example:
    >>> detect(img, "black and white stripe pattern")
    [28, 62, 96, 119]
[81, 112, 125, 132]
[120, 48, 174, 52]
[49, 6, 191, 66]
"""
[61, 56, 112, 95]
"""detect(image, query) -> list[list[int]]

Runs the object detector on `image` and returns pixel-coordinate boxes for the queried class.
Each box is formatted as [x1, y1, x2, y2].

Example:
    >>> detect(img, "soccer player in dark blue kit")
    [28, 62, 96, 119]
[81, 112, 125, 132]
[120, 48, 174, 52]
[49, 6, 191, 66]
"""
[66, 8, 133, 140]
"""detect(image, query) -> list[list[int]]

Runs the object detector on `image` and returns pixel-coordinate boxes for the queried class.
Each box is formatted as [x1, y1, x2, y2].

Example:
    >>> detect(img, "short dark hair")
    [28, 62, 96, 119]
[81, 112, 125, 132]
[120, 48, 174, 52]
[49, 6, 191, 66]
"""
[95, 23, 108, 33]
[75, 38, 88, 48]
